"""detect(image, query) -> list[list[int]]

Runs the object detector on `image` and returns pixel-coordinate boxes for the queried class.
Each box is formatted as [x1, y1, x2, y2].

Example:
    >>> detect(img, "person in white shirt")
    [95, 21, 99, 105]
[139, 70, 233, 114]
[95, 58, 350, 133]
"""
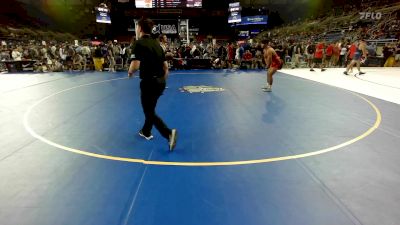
[12, 47, 22, 61]
[59, 44, 67, 62]
[51, 45, 57, 57]
[235, 47, 240, 65]
[339, 44, 348, 68]
[120, 45, 126, 56]
[159, 34, 168, 52]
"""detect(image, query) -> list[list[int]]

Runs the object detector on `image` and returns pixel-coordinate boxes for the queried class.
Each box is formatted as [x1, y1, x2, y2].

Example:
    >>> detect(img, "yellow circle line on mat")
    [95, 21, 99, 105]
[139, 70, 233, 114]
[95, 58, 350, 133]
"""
[23, 76, 382, 167]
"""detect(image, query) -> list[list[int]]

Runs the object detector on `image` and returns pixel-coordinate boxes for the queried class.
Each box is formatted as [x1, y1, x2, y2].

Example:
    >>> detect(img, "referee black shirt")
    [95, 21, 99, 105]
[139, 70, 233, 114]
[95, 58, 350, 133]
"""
[132, 34, 166, 80]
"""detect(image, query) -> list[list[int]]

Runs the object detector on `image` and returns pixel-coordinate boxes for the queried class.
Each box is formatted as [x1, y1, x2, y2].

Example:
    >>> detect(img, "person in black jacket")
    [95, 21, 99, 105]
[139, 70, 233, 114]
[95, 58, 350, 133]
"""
[128, 18, 177, 151]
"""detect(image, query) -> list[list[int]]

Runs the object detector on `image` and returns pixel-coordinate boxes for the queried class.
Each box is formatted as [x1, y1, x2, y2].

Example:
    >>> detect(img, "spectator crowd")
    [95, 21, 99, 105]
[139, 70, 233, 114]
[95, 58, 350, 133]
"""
[1, 36, 399, 73]
[1, 1, 399, 73]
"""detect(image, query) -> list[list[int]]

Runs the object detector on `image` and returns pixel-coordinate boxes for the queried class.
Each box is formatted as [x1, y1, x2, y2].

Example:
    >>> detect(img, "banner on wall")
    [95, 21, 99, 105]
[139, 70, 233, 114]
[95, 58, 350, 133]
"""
[96, 7, 111, 24]
[238, 16, 268, 25]
[152, 20, 179, 34]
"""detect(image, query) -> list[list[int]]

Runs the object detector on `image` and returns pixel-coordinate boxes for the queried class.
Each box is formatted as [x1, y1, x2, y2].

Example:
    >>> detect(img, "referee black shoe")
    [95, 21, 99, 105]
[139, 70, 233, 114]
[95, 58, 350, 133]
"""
[169, 129, 177, 152]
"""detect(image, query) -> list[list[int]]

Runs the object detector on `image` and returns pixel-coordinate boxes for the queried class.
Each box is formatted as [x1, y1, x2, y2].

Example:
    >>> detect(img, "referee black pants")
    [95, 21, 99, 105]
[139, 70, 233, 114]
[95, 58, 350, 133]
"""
[140, 78, 171, 139]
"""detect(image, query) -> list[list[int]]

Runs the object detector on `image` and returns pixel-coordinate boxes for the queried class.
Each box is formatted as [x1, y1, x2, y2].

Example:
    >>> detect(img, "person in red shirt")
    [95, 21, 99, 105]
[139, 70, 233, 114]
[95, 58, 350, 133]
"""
[262, 39, 282, 92]
[346, 42, 357, 72]
[311, 41, 326, 72]
[243, 50, 253, 60]
[348, 42, 357, 60]
[325, 42, 334, 67]
[242, 49, 253, 69]
[226, 42, 235, 69]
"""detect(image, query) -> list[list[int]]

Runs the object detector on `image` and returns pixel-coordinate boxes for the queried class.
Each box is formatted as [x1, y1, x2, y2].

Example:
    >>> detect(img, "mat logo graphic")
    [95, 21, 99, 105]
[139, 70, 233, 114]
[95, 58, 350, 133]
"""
[359, 12, 382, 20]
[180, 85, 225, 93]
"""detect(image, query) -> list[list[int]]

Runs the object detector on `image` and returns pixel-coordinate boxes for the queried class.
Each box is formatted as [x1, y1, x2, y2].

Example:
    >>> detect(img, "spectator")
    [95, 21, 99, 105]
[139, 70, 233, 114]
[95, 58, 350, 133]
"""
[184, 44, 192, 58]
[65, 45, 75, 71]
[217, 43, 227, 68]
[291, 42, 303, 69]
[283, 43, 291, 65]
[81, 43, 91, 71]
[59, 44, 67, 64]
[40, 45, 49, 61]
[325, 42, 334, 67]
[12, 46, 22, 61]
[331, 42, 341, 67]
[73, 52, 84, 71]
[339, 42, 348, 67]
[395, 41, 400, 66]
[50, 44, 57, 59]
[22, 46, 30, 60]
[93, 45, 104, 71]
[252, 47, 264, 69]
[191, 45, 201, 58]
[382, 44, 392, 67]
[125, 43, 134, 68]
[113, 42, 122, 58]
[0, 46, 11, 61]
[226, 42, 235, 69]
[50, 58, 63, 72]
[159, 34, 168, 52]
[236, 44, 244, 66]
[347, 41, 357, 67]
[107, 40, 116, 72]
[242, 49, 253, 69]
[366, 42, 376, 57]
[384, 44, 396, 67]
[311, 41, 326, 72]
[305, 41, 315, 68]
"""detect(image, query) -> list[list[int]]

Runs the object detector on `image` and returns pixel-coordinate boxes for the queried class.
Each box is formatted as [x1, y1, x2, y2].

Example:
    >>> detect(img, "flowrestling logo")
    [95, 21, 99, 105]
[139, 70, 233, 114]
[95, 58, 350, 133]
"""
[359, 12, 382, 20]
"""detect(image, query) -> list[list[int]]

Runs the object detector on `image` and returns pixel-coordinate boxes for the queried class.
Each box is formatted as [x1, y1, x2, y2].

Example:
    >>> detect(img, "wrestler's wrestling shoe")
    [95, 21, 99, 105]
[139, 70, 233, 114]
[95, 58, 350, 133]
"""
[262, 85, 272, 92]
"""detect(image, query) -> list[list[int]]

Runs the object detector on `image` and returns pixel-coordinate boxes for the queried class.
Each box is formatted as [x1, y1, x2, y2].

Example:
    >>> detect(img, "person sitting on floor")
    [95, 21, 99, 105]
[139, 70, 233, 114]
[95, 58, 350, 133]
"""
[73, 52, 84, 71]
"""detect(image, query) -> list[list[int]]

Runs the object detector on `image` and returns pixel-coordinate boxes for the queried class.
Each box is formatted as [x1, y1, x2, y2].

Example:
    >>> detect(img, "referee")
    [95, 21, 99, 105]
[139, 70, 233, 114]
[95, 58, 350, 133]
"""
[128, 18, 177, 151]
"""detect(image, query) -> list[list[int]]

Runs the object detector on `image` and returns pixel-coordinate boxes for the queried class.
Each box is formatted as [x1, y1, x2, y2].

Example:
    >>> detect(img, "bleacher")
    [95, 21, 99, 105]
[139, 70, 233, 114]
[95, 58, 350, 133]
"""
[323, 33, 344, 42]
[257, 2, 400, 43]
